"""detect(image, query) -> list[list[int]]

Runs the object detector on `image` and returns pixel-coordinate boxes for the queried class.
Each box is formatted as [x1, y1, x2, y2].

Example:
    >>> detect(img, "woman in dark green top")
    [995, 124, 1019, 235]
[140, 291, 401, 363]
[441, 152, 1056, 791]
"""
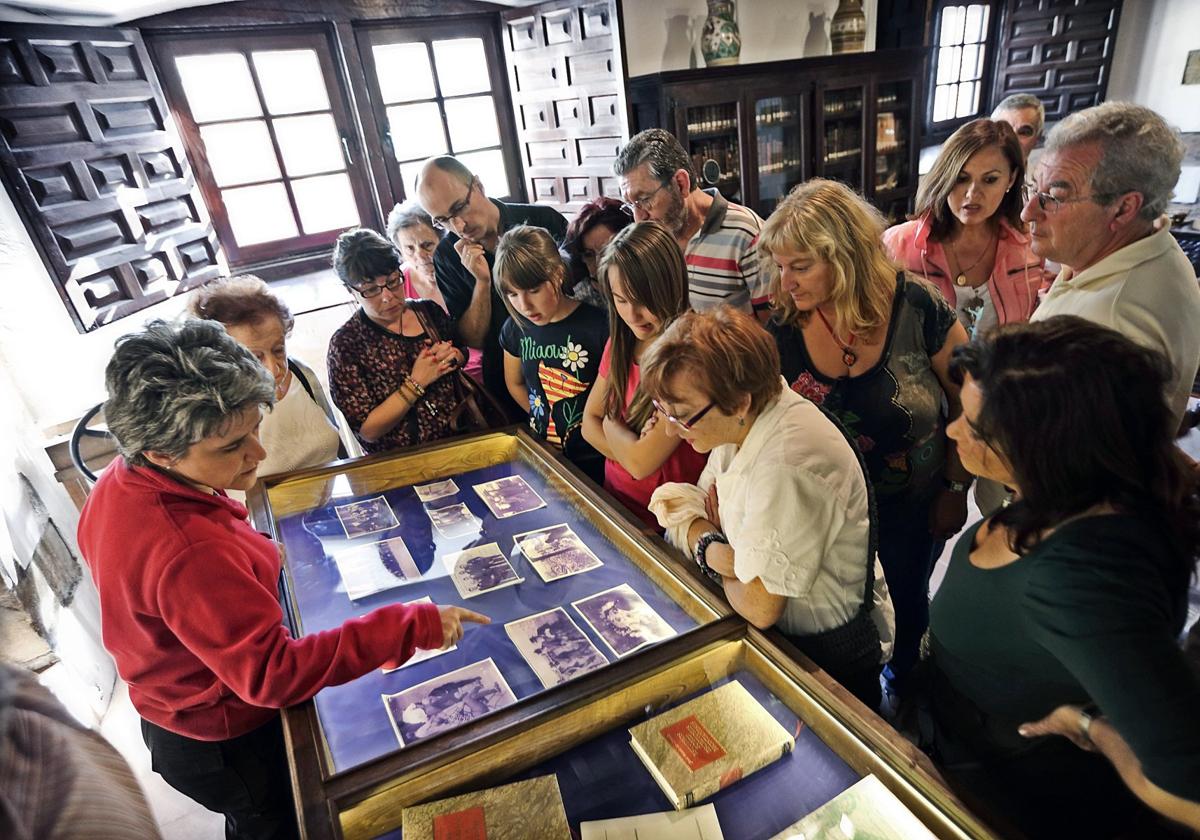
[927, 316, 1200, 838]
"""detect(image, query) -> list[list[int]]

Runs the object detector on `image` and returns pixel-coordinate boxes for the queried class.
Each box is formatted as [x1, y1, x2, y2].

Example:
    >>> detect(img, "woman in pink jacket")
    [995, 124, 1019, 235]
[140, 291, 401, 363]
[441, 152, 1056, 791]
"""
[884, 119, 1052, 337]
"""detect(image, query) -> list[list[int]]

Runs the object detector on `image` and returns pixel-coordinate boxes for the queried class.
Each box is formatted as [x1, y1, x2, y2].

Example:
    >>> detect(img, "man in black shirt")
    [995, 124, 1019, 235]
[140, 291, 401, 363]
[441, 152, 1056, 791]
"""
[416, 156, 567, 419]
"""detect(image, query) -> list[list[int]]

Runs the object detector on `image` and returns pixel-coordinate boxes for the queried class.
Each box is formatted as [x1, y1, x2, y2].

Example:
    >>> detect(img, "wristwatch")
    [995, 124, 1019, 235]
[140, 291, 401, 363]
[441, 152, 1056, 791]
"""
[693, 530, 728, 582]
[943, 477, 971, 494]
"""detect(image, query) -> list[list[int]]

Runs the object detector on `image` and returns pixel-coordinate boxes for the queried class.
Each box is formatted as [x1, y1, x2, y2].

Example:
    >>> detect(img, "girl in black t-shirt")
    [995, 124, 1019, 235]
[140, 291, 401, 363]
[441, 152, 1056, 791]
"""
[495, 225, 609, 483]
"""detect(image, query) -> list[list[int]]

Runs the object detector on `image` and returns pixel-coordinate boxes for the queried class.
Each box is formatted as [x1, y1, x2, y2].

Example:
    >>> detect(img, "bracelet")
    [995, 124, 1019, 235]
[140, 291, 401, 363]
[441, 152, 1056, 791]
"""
[1078, 703, 1100, 743]
[404, 375, 426, 397]
[943, 477, 971, 493]
[693, 530, 728, 582]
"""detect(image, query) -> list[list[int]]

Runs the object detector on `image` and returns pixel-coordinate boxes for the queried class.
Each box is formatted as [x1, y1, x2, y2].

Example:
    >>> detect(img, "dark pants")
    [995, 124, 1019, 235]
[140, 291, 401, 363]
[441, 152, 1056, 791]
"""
[140, 716, 299, 840]
[878, 501, 943, 690]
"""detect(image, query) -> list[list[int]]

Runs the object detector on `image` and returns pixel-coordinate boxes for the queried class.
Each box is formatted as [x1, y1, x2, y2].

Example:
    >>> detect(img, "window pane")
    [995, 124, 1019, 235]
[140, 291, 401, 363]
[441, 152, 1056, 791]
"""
[176, 53, 261, 123]
[273, 114, 344, 177]
[252, 50, 330, 115]
[456, 148, 508, 198]
[444, 96, 500, 152]
[386, 102, 447, 161]
[199, 121, 280, 187]
[292, 173, 360, 234]
[933, 85, 952, 123]
[400, 160, 425, 198]
[939, 7, 963, 46]
[964, 5, 986, 43]
[936, 46, 961, 85]
[960, 44, 980, 81]
[222, 182, 298, 245]
[956, 81, 978, 118]
[373, 43, 436, 103]
[432, 39, 490, 97]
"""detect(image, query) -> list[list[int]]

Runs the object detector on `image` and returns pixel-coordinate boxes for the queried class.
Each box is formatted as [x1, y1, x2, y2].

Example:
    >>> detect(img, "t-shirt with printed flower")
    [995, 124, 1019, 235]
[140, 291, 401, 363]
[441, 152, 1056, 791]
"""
[498, 302, 608, 452]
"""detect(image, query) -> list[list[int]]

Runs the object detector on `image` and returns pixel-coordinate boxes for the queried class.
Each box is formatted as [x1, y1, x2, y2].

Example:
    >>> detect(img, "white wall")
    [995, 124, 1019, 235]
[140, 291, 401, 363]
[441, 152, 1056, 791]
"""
[1107, 0, 1200, 132]
[621, 0, 879, 78]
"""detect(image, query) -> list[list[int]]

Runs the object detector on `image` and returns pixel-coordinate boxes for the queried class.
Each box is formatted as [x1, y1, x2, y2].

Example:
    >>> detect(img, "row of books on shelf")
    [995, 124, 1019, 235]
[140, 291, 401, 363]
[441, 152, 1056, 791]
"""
[402, 679, 933, 839]
[824, 147, 862, 162]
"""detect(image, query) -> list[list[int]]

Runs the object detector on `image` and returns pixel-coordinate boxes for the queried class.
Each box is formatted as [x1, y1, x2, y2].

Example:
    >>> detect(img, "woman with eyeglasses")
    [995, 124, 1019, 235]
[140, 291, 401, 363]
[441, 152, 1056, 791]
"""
[884, 118, 1052, 338]
[581, 222, 707, 527]
[327, 228, 465, 454]
[560, 196, 632, 310]
[642, 307, 896, 709]
[761, 180, 969, 701]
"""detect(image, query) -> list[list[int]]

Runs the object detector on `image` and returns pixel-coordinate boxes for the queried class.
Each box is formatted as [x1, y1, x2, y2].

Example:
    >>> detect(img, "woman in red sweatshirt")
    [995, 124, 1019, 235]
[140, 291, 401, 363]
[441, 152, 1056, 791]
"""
[77, 319, 486, 840]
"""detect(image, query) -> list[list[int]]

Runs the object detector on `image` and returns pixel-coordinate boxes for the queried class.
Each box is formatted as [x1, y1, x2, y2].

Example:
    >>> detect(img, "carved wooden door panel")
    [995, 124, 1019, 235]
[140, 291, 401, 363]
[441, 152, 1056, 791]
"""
[501, 0, 628, 217]
[989, 0, 1123, 123]
[0, 24, 223, 332]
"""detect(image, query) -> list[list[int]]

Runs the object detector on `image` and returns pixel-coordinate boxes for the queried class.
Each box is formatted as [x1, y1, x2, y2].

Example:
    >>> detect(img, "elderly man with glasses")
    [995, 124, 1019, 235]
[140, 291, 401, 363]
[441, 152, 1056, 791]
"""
[614, 128, 770, 323]
[1026, 102, 1200, 426]
[415, 156, 567, 420]
[991, 92, 1045, 165]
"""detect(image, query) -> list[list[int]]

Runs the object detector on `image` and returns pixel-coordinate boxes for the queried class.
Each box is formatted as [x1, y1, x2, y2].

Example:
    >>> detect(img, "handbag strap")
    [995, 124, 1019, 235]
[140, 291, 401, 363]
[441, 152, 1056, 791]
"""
[814, 403, 878, 614]
[407, 298, 442, 343]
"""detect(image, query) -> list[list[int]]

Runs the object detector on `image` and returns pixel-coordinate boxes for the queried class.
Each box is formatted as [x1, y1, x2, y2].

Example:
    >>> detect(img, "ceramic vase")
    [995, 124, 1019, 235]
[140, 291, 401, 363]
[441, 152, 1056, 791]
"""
[831, 0, 867, 54]
[701, 0, 742, 67]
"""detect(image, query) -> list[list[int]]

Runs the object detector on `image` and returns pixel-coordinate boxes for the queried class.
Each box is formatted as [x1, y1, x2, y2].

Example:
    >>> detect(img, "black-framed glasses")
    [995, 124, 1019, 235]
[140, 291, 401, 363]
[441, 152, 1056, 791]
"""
[431, 179, 476, 230]
[1013, 125, 1037, 138]
[349, 270, 402, 299]
[652, 397, 716, 430]
[620, 181, 670, 216]
[1025, 182, 1111, 214]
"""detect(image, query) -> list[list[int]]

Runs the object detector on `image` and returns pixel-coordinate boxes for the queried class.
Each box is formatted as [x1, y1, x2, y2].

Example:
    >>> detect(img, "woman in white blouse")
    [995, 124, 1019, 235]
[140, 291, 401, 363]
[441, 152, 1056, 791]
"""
[644, 307, 894, 709]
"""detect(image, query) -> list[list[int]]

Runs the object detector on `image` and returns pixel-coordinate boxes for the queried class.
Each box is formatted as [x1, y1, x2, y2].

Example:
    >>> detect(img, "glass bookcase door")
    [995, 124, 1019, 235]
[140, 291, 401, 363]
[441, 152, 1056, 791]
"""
[754, 94, 804, 217]
[819, 84, 865, 191]
[684, 101, 742, 203]
[874, 80, 913, 195]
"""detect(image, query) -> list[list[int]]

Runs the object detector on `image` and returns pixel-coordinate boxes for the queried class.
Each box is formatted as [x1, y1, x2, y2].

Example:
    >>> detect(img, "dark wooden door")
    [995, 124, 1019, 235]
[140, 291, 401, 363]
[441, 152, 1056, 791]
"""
[989, 0, 1123, 122]
[0, 24, 223, 332]
[500, 0, 628, 217]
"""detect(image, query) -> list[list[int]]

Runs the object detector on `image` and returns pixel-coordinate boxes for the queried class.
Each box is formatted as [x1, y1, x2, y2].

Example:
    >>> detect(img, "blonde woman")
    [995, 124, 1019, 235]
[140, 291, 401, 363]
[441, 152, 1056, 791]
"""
[761, 179, 970, 696]
[581, 222, 706, 527]
[495, 225, 608, 482]
[884, 119, 1051, 337]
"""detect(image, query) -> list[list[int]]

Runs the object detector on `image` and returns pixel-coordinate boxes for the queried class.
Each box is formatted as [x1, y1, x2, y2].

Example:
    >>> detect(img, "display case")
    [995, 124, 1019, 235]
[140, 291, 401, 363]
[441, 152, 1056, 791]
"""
[627, 48, 927, 220]
[247, 428, 732, 838]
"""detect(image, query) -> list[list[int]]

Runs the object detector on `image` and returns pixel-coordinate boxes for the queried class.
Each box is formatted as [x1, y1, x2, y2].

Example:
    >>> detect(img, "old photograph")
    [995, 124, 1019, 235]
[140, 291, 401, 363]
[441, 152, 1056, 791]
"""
[514, 523, 602, 582]
[473, 475, 546, 519]
[513, 523, 583, 559]
[572, 584, 676, 657]
[505, 607, 608, 688]
[332, 536, 420, 601]
[382, 597, 456, 672]
[334, 495, 399, 539]
[529, 547, 603, 583]
[425, 502, 482, 539]
[383, 658, 517, 747]
[413, 478, 460, 503]
[446, 542, 523, 599]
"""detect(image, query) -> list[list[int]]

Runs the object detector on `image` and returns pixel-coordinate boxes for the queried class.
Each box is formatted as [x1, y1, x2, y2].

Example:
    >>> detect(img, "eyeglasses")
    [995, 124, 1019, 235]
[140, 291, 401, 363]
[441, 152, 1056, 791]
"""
[652, 397, 715, 430]
[431, 179, 476, 230]
[1025, 182, 1111, 214]
[621, 181, 670, 216]
[1013, 125, 1037, 138]
[349, 271, 403, 299]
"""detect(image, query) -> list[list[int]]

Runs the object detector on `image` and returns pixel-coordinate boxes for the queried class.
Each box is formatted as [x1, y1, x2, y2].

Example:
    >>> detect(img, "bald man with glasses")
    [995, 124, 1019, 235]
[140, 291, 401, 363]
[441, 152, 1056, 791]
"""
[416, 156, 567, 420]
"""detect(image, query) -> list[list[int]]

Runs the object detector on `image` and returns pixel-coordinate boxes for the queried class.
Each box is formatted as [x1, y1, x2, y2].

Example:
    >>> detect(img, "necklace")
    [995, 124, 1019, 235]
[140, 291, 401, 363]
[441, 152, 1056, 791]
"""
[947, 234, 995, 287]
[814, 308, 857, 367]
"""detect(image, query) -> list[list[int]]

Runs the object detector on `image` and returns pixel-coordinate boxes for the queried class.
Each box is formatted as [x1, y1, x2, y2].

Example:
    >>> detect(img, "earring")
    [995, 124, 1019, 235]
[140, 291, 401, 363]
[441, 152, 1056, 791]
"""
[738, 416, 745, 426]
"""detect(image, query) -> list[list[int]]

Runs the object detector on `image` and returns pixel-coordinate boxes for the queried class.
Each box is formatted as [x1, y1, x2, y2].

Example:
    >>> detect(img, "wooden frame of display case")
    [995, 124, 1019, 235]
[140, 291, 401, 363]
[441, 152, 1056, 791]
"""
[246, 427, 733, 839]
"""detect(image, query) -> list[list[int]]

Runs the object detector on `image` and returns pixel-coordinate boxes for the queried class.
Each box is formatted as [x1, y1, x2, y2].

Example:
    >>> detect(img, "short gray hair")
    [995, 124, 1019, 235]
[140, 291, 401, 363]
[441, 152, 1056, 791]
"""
[104, 319, 275, 466]
[385, 200, 435, 244]
[1045, 101, 1184, 221]
[992, 93, 1045, 134]
[613, 128, 696, 191]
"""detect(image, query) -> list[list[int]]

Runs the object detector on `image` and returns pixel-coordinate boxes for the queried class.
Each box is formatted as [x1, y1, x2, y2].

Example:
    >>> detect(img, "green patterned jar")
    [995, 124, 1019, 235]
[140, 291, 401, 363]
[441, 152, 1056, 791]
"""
[701, 0, 742, 67]
[831, 0, 867, 54]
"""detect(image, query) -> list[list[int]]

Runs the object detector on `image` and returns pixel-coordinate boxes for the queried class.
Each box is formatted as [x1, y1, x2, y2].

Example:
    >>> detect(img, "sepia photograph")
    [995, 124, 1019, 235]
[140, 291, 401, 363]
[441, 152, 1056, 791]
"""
[425, 502, 482, 539]
[473, 475, 546, 519]
[514, 523, 603, 582]
[334, 495, 400, 539]
[413, 478, 460, 503]
[383, 658, 517, 746]
[332, 536, 420, 601]
[505, 607, 609, 688]
[382, 597, 456, 672]
[528, 547, 603, 583]
[446, 542, 523, 599]
[572, 584, 676, 657]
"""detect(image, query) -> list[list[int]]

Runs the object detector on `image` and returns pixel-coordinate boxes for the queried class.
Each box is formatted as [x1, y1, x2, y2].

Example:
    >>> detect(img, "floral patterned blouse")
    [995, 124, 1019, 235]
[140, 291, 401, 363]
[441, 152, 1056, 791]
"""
[768, 274, 958, 509]
[326, 302, 462, 454]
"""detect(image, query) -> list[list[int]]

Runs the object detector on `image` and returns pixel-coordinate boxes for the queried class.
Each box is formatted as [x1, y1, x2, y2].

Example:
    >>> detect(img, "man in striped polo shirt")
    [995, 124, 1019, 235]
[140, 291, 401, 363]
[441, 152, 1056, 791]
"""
[615, 129, 770, 322]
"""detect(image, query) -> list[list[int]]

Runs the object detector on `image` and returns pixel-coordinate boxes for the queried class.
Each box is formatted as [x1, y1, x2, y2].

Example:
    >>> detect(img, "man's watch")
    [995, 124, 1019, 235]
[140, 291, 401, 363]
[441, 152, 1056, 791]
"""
[943, 477, 971, 494]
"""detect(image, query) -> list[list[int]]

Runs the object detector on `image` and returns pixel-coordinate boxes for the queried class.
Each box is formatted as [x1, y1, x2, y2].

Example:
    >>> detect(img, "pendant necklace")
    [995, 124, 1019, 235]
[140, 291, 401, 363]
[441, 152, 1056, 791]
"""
[814, 308, 858, 368]
[947, 234, 995, 287]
